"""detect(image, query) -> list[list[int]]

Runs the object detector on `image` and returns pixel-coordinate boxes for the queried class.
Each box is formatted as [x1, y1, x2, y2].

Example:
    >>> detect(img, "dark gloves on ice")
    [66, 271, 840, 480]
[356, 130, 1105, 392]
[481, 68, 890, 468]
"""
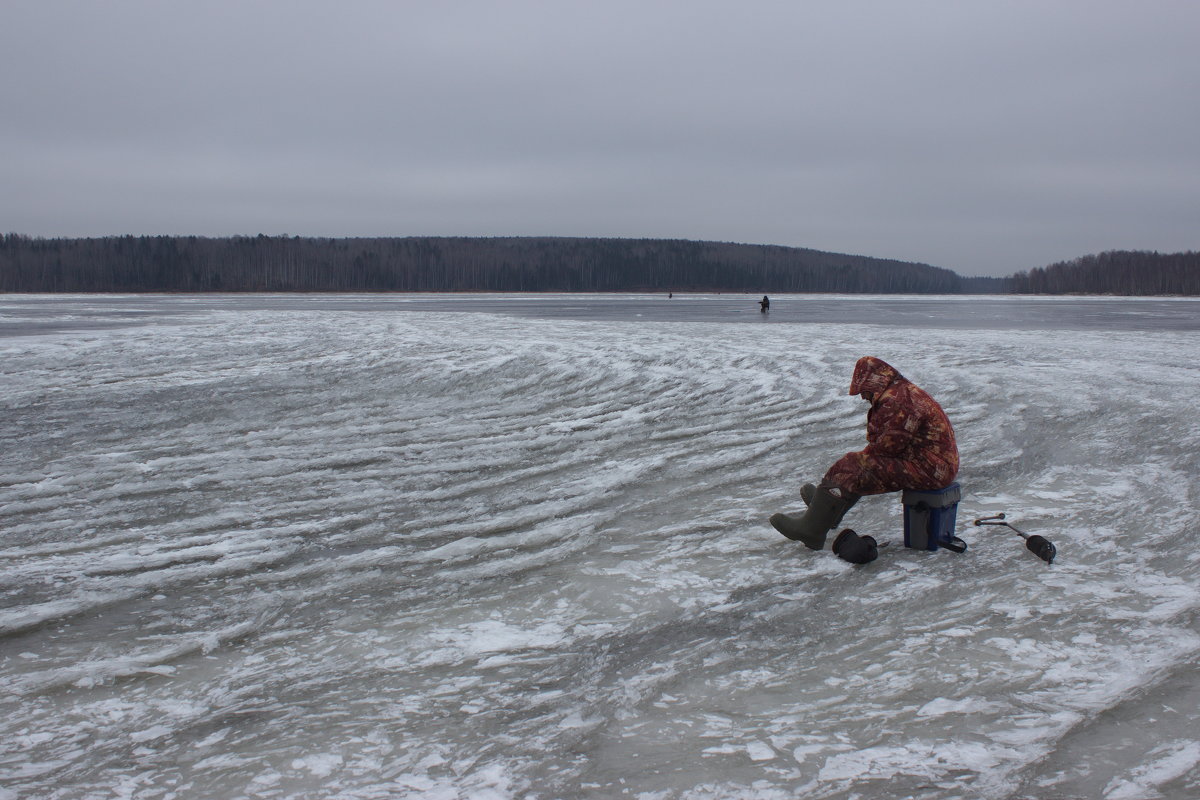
[832, 528, 878, 564]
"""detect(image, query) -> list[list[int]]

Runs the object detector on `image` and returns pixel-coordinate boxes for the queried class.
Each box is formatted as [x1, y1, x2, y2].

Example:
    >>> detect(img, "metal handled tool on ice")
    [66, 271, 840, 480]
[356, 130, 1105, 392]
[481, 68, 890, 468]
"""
[973, 513, 1056, 564]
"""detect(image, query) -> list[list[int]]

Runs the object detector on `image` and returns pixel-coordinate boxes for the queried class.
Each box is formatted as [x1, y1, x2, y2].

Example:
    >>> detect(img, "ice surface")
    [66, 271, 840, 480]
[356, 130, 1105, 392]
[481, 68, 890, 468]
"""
[1, 294, 1199, 799]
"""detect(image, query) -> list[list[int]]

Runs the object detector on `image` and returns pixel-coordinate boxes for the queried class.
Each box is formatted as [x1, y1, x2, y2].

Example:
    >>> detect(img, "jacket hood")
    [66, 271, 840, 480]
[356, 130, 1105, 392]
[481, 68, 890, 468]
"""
[848, 356, 902, 397]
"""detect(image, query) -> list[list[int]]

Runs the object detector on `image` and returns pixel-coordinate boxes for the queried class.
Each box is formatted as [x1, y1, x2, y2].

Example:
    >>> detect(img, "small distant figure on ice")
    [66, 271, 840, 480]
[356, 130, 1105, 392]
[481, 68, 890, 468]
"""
[759, 295, 770, 313]
[770, 356, 958, 562]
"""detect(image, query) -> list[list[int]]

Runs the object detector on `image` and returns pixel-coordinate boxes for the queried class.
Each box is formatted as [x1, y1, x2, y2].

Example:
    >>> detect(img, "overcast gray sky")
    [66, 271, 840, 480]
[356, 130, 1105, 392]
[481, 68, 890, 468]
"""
[3, 1, 1197, 276]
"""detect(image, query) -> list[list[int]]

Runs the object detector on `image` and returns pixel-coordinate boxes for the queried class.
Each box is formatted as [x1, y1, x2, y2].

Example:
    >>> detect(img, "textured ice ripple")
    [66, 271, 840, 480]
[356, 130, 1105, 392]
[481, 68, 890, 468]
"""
[1, 297, 1199, 799]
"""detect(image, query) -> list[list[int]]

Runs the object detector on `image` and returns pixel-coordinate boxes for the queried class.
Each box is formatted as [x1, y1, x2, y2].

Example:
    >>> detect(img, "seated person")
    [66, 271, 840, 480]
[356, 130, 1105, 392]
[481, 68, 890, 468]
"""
[771, 356, 959, 551]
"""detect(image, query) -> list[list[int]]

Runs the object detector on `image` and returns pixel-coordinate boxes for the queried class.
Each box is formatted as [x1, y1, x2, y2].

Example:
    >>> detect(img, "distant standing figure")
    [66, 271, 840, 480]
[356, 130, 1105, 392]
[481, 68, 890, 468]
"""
[760, 295, 770, 313]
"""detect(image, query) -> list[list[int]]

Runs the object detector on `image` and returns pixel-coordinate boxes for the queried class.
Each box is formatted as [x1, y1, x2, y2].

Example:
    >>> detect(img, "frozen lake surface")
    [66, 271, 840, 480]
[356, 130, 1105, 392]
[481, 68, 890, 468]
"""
[2, 293, 1199, 799]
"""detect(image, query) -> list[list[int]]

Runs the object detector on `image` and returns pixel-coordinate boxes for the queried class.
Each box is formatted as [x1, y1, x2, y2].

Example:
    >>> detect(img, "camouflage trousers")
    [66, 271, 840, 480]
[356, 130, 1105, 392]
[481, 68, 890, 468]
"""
[822, 449, 957, 496]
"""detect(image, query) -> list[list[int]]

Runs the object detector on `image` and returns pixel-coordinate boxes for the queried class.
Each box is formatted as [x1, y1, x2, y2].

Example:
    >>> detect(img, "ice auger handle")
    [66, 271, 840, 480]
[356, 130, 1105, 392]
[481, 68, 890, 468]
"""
[973, 514, 1055, 565]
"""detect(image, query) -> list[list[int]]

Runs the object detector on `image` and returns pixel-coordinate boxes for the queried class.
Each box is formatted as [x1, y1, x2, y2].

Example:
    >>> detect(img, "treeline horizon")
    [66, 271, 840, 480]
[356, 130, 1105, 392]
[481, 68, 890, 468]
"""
[1008, 250, 1200, 295]
[0, 234, 979, 294]
[0, 234, 1194, 295]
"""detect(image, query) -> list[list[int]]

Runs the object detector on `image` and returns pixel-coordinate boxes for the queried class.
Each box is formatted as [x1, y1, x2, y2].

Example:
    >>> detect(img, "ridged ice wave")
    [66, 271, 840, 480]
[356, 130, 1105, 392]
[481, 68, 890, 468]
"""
[1, 294, 1198, 799]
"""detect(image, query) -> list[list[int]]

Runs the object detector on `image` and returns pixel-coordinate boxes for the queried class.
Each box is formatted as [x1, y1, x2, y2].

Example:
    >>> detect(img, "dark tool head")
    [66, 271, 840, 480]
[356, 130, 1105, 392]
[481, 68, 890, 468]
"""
[1025, 534, 1056, 564]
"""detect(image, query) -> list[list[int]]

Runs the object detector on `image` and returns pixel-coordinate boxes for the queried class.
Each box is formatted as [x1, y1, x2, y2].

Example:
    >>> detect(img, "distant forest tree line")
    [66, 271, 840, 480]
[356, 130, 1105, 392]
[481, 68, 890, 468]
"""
[1007, 250, 1200, 295]
[0, 234, 971, 294]
[0, 235, 1194, 295]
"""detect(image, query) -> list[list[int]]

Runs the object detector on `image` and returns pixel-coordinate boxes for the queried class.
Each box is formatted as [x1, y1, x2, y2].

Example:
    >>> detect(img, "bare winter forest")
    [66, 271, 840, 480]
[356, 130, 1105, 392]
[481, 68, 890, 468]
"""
[1, 234, 1194, 294]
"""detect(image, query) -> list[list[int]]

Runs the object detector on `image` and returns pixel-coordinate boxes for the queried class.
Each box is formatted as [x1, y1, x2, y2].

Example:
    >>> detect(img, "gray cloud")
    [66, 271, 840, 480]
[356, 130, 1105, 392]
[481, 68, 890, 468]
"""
[3, 0, 1198, 276]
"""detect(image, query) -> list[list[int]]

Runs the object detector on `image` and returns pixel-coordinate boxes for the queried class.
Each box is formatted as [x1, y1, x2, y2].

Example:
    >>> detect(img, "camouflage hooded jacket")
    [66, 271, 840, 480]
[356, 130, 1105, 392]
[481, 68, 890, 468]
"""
[848, 356, 959, 483]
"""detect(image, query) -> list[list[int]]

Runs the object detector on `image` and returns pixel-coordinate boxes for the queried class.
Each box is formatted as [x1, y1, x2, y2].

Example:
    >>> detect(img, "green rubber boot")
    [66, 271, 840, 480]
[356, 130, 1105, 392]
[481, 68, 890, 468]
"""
[770, 485, 861, 550]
